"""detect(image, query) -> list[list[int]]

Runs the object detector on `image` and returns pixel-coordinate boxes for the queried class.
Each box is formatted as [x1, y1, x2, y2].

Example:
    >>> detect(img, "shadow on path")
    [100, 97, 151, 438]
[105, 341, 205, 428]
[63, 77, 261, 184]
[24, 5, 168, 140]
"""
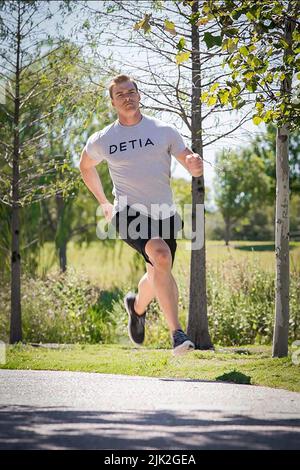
[0, 405, 299, 450]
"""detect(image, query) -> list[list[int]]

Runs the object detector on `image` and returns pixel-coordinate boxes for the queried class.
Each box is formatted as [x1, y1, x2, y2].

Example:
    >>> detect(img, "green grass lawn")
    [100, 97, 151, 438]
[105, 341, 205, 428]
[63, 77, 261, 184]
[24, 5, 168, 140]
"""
[2, 343, 300, 393]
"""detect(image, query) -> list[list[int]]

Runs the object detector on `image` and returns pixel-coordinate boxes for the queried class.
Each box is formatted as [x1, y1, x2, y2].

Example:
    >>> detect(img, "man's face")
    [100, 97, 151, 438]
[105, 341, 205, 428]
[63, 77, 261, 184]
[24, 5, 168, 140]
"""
[111, 81, 140, 116]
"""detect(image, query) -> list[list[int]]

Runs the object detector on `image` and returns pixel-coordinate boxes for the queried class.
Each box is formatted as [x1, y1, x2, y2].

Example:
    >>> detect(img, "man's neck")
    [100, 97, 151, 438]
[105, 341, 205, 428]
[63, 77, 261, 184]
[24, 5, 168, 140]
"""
[118, 110, 143, 127]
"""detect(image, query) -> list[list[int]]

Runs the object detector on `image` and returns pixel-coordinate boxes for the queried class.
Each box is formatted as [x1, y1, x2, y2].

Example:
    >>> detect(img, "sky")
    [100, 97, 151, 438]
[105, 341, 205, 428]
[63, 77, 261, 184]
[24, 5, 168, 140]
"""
[169, 109, 265, 188]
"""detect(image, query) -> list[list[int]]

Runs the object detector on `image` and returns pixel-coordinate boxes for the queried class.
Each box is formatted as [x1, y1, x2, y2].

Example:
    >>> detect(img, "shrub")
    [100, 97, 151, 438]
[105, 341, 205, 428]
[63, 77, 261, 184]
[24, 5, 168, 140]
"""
[0, 269, 121, 344]
[206, 259, 300, 346]
[1, 259, 299, 348]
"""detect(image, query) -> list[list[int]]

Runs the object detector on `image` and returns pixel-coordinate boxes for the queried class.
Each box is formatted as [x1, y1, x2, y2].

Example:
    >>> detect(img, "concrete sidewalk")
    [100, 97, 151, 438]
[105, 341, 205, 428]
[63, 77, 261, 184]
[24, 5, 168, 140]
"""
[0, 369, 299, 449]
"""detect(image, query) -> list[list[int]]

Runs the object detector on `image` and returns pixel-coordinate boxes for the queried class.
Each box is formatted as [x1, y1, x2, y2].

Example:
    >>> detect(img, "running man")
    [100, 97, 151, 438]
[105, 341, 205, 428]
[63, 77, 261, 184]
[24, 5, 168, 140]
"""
[79, 75, 203, 355]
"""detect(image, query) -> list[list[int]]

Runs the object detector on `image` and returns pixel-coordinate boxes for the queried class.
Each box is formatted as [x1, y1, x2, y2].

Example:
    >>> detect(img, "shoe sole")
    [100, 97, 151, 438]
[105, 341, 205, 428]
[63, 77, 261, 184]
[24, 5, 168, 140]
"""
[173, 340, 195, 356]
[124, 297, 143, 347]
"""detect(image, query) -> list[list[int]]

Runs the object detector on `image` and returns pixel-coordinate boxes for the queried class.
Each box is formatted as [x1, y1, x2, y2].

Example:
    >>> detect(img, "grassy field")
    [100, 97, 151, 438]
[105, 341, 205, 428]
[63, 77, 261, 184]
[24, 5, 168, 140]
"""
[2, 343, 300, 393]
[38, 239, 300, 289]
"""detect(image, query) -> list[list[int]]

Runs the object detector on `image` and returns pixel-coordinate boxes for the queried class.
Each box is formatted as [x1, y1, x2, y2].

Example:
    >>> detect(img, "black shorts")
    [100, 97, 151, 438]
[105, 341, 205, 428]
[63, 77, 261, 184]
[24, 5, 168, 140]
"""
[111, 205, 183, 267]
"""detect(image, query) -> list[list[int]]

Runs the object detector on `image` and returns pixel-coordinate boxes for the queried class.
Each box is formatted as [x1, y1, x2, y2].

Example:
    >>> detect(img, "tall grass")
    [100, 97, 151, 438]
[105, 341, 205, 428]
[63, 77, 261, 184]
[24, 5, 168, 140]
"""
[0, 270, 117, 344]
[207, 259, 300, 345]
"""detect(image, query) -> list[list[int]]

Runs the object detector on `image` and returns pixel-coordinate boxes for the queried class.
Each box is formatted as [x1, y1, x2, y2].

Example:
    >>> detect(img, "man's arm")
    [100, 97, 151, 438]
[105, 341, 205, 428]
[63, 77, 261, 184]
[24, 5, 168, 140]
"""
[175, 147, 203, 177]
[79, 150, 113, 221]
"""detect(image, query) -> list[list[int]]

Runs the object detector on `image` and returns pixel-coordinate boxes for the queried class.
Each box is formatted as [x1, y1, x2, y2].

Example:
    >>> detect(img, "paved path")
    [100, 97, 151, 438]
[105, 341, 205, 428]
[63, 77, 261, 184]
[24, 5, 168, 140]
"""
[0, 370, 299, 450]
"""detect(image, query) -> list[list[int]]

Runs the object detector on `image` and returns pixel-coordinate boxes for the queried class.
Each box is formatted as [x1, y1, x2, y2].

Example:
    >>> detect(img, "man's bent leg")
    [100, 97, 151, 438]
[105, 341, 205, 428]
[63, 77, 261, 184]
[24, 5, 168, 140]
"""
[134, 263, 156, 315]
[144, 238, 181, 333]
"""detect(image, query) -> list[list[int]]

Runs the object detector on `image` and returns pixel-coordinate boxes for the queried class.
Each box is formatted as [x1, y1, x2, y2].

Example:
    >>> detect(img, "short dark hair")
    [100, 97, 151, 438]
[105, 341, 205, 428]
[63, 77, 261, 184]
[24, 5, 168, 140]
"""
[108, 74, 138, 99]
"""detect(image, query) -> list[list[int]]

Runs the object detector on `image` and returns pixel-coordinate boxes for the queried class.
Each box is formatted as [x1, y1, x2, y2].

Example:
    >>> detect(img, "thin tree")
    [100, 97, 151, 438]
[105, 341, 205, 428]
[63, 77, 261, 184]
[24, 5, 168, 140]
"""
[201, 0, 300, 357]
[0, 1, 103, 342]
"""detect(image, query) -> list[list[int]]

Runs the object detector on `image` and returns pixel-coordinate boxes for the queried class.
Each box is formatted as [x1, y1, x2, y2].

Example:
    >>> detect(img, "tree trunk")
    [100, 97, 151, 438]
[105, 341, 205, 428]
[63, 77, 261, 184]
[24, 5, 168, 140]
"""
[59, 242, 67, 273]
[272, 5, 295, 357]
[55, 192, 68, 273]
[10, 5, 22, 344]
[187, 0, 213, 350]
[272, 125, 290, 357]
[10, 205, 21, 343]
[224, 217, 231, 246]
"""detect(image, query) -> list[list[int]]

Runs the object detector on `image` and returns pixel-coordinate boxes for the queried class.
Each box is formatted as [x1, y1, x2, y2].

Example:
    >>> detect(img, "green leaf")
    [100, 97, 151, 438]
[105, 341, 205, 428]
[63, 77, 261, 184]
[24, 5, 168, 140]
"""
[264, 110, 273, 122]
[272, 4, 283, 15]
[266, 73, 273, 83]
[246, 11, 256, 21]
[239, 46, 249, 57]
[177, 37, 186, 51]
[202, 4, 211, 15]
[189, 12, 201, 25]
[243, 71, 255, 80]
[223, 27, 239, 38]
[197, 17, 210, 26]
[232, 8, 243, 20]
[293, 30, 300, 42]
[134, 14, 152, 34]
[204, 32, 222, 49]
[255, 102, 264, 113]
[231, 86, 240, 96]
[175, 51, 191, 65]
[235, 99, 246, 109]
[246, 81, 258, 92]
[164, 19, 176, 36]
[219, 89, 230, 105]
[210, 82, 219, 92]
[250, 56, 262, 68]
[208, 95, 217, 106]
[253, 115, 263, 125]
[279, 38, 290, 49]
[222, 37, 238, 53]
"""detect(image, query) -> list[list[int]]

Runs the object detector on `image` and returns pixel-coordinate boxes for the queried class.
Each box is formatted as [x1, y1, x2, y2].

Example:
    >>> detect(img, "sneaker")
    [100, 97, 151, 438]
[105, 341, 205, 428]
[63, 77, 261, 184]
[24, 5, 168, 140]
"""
[172, 329, 195, 356]
[124, 292, 146, 345]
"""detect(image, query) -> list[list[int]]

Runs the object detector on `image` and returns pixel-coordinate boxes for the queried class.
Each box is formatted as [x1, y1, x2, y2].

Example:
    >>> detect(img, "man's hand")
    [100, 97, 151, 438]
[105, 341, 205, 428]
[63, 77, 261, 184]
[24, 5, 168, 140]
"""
[101, 201, 114, 223]
[185, 153, 203, 177]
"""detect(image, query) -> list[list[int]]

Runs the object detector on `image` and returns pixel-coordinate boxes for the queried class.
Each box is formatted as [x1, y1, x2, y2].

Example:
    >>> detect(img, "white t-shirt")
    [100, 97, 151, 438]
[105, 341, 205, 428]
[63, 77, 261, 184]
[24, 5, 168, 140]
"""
[84, 114, 186, 219]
